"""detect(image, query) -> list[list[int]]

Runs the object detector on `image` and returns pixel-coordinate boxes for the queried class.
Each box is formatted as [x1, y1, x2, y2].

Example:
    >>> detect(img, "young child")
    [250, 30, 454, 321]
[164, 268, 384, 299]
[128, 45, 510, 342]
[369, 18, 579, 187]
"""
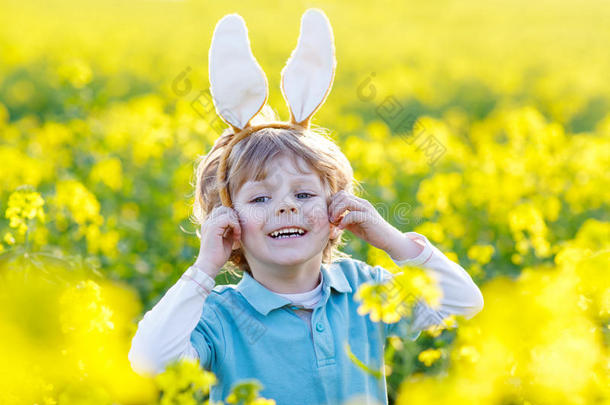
[128, 9, 484, 405]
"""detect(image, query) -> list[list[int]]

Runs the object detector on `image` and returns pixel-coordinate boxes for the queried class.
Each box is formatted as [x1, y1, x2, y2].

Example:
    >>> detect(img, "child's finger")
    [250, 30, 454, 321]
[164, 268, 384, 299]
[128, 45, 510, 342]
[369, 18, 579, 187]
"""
[338, 211, 367, 229]
[221, 210, 241, 240]
[328, 190, 351, 212]
[328, 193, 348, 222]
[230, 218, 241, 241]
[331, 195, 366, 223]
[209, 205, 231, 219]
[327, 194, 340, 217]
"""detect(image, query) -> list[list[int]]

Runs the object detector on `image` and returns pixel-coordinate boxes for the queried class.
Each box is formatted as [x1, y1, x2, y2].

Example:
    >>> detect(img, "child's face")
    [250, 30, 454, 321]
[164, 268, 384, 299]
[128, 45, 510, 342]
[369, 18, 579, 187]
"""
[232, 154, 340, 271]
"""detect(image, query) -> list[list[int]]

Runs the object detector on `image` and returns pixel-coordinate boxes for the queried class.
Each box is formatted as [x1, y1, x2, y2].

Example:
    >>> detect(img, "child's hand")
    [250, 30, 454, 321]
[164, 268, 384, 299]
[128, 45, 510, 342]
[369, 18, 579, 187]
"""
[194, 206, 242, 278]
[328, 190, 401, 253]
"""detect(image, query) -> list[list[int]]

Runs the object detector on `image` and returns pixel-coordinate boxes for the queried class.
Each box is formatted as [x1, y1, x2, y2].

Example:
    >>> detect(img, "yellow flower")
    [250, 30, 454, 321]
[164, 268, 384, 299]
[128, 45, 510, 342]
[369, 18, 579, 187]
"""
[251, 399, 276, 405]
[56, 58, 92, 88]
[418, 348, 443, 366]
[51, 180, 104, 246]
[423, 314, 457, 338]
[467, 244, 495, 265]
[4, 187, 46, 236]
[3, 231, 16, 245]
[225, 379, 275, 405]
[89, 158, 123, 191]
[155, 358, 217, 402]
[355, 266, 440, 325]
[456, 345, 480, 363]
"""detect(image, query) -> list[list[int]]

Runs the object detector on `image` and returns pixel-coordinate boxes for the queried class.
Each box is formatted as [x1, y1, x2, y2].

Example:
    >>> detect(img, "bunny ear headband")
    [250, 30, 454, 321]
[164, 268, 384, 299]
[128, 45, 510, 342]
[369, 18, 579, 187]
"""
[209, 8, 337, 208]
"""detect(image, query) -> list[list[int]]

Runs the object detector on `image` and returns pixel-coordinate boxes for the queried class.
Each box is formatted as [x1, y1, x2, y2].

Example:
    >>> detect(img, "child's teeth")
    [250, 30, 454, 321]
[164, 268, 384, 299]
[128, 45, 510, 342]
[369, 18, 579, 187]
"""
[274, 233, 302, 239]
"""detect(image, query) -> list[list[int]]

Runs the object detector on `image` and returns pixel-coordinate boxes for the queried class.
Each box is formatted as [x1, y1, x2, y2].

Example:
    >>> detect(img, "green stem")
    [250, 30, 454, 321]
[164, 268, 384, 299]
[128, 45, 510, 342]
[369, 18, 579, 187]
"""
[344, 342, 384, 379]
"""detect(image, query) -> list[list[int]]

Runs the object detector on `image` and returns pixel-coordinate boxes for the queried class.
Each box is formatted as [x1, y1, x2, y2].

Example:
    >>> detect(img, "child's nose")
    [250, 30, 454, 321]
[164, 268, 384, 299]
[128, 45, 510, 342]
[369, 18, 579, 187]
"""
[277, 196, 298, 214]
[278, 205, 297, 214]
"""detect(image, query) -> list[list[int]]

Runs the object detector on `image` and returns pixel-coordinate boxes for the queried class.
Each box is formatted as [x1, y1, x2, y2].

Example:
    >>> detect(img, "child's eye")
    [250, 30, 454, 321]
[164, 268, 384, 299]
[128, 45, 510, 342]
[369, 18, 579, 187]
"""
[250, 193, 314, 204]
[251, 196, 269, 203]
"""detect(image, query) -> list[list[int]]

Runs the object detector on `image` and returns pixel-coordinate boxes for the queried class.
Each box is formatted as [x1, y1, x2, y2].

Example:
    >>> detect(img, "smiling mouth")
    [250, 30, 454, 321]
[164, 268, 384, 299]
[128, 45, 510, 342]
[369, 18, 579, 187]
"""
[267, 229, 308, 240]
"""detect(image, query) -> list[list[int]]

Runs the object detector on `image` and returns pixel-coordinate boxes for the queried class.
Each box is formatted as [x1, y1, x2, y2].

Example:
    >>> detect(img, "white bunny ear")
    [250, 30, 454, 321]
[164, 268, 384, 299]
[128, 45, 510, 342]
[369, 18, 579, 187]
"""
[209, 14, 269, 131]
[281, 9, 337, 128]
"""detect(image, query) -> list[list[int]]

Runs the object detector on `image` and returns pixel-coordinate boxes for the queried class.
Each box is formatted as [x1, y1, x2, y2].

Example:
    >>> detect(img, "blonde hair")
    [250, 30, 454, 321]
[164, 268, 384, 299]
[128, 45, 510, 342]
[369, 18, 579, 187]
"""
[190, 108, 362, 278]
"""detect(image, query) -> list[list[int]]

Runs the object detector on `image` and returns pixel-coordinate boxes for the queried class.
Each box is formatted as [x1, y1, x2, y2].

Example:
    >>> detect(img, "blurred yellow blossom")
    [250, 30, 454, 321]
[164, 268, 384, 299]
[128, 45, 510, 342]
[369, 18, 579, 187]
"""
[225, 379, 276, 405]
[467, 244, 495, 265]
[89, 157, 123, 191]
[355, 265, 440, 324]
[51, 179, 104, 240]
[418, 348, 442, 367]
[4, 231, 16, 245]
[154, 358, 217, 405]
[56, 58, 92, 88]
[4, 187, 45, 237]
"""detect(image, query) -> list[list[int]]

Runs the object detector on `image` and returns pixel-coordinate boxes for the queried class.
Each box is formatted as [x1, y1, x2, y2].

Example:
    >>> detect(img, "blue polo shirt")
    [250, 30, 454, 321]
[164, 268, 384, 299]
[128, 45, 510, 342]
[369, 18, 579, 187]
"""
[190, 257, 420, 404]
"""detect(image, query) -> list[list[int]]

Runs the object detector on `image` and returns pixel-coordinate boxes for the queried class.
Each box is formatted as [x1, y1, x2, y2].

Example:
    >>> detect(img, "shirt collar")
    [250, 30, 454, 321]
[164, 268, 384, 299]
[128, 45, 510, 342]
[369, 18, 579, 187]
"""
[236, 262, 353, 316]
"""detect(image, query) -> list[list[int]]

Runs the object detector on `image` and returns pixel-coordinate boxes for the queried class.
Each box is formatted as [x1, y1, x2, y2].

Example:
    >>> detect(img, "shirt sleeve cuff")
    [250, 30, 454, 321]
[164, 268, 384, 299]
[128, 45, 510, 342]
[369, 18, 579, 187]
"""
[391, 231, 435, 267]
[181, 265, 216, 294]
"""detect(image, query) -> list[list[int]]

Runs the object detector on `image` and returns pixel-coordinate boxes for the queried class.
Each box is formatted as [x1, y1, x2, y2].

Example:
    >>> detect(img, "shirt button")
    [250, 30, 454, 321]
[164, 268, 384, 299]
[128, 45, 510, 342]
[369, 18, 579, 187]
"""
[315, 323, 325, 332]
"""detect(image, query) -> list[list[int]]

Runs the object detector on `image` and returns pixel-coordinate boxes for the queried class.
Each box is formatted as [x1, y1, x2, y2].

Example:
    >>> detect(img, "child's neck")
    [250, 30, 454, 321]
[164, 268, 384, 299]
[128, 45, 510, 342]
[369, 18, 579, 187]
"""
[249, 255, 323, 294]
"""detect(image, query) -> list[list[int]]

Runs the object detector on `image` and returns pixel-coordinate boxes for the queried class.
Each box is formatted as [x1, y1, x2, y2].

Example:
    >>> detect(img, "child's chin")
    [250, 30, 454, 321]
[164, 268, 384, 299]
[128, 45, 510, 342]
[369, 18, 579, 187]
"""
[269, 254, 309, 266]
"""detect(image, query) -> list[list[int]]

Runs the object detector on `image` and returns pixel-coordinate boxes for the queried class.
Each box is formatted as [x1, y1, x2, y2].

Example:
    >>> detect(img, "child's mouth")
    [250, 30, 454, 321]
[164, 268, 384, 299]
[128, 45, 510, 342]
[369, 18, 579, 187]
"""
[267, 230, 308, 241]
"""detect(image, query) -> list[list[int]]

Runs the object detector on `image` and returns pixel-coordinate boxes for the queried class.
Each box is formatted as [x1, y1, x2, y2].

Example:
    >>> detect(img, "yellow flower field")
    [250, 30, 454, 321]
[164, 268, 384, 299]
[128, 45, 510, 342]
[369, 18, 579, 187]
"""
[0, 0, 608, 403]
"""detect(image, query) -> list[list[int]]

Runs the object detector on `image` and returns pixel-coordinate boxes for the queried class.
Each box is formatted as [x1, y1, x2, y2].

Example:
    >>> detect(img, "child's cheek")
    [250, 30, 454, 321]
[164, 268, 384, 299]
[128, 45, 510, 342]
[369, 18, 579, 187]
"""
[305, 200, 330, 230]
[232, 210, 254, 237]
